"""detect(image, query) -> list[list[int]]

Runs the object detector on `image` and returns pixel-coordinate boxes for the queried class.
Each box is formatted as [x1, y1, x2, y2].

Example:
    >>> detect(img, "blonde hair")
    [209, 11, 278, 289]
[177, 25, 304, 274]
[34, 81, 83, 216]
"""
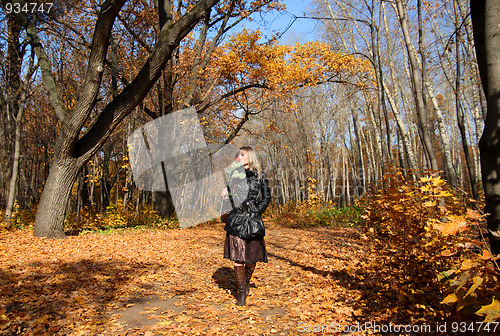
[240, 146, 262, 178]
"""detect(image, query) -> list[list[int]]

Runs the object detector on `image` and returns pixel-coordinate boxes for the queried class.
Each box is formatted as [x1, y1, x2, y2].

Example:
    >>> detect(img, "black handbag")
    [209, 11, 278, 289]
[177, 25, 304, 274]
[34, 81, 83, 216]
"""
[224, 206, 265, 240]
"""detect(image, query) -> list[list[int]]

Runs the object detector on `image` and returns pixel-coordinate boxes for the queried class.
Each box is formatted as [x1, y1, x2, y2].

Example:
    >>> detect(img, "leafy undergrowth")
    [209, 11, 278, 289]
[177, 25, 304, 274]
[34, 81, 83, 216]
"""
[362, 167, 500, 327]
[64, 201, 180, 234]
[275, 201, 364, 228]
[0, 221, 464, 336]
[1, 203, 180, 236]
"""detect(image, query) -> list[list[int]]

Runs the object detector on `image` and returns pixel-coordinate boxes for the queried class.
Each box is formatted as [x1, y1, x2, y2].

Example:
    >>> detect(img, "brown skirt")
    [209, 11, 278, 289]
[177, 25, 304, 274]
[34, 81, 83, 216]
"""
[223, 233, 268, 264]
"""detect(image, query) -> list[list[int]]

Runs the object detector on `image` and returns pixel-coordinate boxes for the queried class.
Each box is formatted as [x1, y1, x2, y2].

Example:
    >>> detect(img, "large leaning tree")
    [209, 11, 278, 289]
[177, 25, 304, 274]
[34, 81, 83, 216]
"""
[25, 0, 225, 238]
[470, 0, 500, 255]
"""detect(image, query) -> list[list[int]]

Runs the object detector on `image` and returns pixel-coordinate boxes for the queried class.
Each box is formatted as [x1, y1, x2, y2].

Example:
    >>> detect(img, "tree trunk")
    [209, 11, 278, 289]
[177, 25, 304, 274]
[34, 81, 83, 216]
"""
[153, 190, 176, 217]
[396, 131, 407, 174]
[395, 0, 439, 171]
[368, 103, 384, 180]
[33, 158, 81, 238]
[342, 146, 347, 207]
[459, 0, 487, 137]
[352, 112, 365, 193]
[381, 3, 417, 172]
[455, 0, 478, 199]
[382, 78, 417, 171]
[370, 1, 390, 163]
[463, 94, 482, 194]
[284, 166, 290, 205]
[3, 11, 24, 223]
[423, 76, 458, 185]
[332, 150, 339, 202]
[470, 0, 500, 254]
[415, 0, 457, 184]
[5, 115, 22, 223]
[99, 145, 112, 212]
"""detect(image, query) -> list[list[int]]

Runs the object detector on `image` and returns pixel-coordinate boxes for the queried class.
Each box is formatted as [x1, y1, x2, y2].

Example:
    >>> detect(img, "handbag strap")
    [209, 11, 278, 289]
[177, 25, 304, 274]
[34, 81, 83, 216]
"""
[226, 167, 237, 209]
[226, 184, 235, 209]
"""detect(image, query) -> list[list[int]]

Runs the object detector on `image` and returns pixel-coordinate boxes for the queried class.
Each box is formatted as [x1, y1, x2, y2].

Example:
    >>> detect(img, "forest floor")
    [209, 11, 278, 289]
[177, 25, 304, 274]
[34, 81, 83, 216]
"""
[0, 222, 448, 335]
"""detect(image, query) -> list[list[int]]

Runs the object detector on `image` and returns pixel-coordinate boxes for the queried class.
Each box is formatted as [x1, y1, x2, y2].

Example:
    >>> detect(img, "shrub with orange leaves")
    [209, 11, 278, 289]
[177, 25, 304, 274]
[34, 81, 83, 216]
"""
[362, 168, 471, 242]
[362, 165, 500, 323]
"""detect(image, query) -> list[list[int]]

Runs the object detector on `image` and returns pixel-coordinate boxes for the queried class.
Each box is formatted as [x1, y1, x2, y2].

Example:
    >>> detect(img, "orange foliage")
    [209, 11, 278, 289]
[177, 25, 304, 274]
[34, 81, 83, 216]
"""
[363, 166, 500, 323]
[214, 30, 373, 93]
[200, 29, 373, 143]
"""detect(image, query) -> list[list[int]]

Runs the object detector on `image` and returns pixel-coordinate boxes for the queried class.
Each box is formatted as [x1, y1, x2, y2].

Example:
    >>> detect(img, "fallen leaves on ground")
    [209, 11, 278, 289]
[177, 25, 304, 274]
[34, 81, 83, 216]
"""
[1, 223, 446, 335]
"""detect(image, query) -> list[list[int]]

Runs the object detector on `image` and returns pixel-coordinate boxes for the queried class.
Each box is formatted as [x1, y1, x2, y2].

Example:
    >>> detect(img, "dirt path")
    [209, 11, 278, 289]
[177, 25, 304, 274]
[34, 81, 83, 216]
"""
[1, 222, 427, 335]
[105, 223, 370, 335]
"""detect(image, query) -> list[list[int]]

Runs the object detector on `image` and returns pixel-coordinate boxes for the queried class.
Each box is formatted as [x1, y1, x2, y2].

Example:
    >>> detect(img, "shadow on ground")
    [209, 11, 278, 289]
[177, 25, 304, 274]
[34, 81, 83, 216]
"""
[0, 259, 164, 334]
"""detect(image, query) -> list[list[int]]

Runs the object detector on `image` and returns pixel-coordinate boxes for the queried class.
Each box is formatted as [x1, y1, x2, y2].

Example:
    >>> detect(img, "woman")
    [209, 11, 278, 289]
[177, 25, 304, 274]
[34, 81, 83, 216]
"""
[222, 146, 271, 306]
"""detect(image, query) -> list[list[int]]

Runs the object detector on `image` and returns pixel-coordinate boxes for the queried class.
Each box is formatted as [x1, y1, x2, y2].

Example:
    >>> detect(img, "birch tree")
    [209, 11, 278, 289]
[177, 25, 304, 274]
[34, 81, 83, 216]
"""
[394, 0, 438, 171]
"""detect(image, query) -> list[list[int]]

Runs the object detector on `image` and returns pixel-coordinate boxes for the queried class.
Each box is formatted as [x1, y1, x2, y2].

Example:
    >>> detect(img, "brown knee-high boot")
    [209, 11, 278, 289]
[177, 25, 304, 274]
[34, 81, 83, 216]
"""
[234, 265, 247, 306]
[245, 263, 256, 294]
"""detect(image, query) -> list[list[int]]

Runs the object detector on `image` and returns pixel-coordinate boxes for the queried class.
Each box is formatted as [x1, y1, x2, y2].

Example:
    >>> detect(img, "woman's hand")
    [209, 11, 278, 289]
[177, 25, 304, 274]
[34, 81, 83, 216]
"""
[221, 187, 229, 198]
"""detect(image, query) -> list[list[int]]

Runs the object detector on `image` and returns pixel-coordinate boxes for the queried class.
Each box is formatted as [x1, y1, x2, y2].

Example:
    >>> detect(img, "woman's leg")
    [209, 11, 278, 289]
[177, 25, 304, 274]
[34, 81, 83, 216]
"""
[234, 262, 246, 305]
[245, 263, 256, 294]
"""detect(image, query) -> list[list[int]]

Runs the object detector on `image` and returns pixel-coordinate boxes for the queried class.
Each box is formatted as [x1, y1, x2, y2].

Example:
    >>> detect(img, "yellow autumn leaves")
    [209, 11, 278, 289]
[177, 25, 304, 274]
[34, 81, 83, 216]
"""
[418, 175, 483, 236]
[214, 30, 373, 93]
[416, 176, 498, 324]
[362, 167, 499, 323]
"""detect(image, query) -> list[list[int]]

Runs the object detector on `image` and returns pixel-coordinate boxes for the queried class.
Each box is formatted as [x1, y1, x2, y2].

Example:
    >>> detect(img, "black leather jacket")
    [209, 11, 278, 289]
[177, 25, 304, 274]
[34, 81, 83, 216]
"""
[244, 170, 271, 215]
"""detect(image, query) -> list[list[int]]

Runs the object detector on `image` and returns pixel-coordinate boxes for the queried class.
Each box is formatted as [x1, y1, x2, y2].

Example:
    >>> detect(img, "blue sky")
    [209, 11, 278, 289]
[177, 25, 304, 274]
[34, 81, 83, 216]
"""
[239, 0, 320, 43]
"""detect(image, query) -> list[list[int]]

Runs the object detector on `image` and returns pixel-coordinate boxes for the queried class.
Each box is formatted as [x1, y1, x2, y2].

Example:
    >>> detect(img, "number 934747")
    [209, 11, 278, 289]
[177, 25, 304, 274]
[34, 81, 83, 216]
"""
[4, 2, 53, 14]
